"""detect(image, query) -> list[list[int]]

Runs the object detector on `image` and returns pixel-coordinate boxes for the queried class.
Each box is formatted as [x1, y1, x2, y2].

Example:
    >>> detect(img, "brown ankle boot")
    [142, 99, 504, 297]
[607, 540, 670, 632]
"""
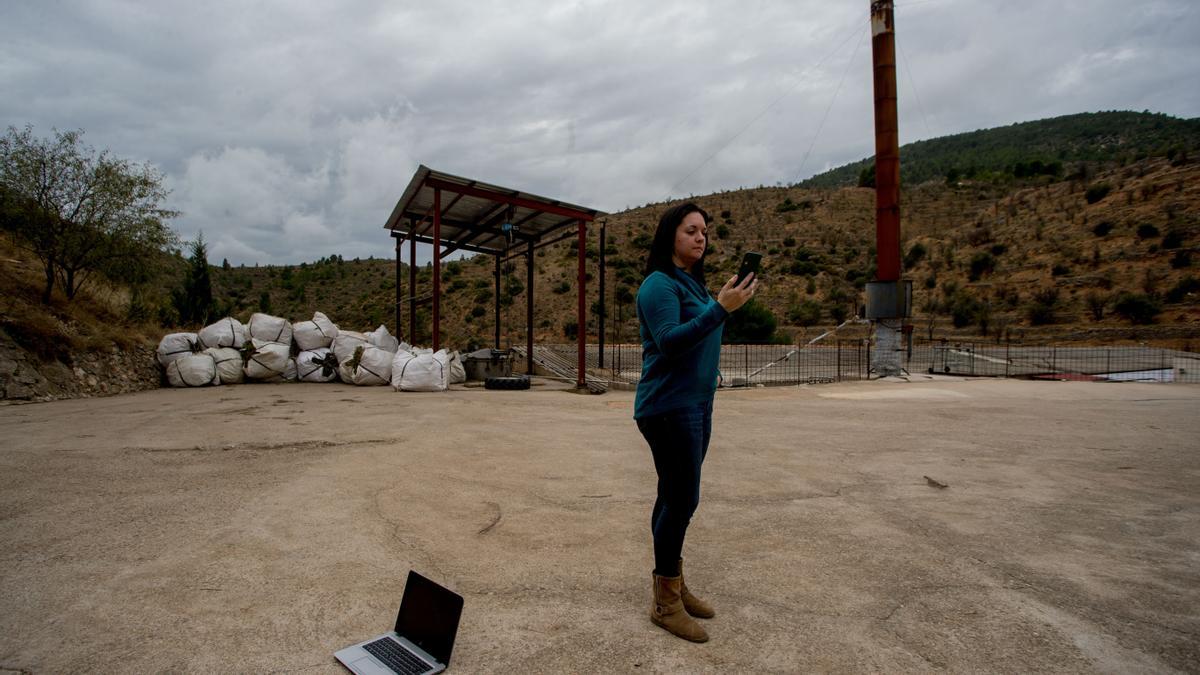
[650, 573, 709, 642]
[677, 559, 715, 619]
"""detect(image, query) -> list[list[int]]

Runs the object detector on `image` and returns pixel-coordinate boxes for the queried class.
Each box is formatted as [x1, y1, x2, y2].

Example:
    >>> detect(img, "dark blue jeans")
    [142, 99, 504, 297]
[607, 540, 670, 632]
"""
[637, 399, 713, 576]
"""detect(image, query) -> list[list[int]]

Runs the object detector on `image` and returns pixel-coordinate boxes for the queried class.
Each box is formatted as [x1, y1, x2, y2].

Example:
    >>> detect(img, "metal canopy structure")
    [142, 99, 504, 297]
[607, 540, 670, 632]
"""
[383, 165, 604, 388]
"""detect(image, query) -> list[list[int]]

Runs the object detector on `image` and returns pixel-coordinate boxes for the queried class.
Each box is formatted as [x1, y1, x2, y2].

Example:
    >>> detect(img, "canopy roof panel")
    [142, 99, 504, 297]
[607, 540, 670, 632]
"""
[384, 165, 603, 256]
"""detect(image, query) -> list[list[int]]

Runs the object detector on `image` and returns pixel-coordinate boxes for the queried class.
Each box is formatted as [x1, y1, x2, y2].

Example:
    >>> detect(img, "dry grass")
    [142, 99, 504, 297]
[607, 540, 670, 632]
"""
[0, 234, 160, 360]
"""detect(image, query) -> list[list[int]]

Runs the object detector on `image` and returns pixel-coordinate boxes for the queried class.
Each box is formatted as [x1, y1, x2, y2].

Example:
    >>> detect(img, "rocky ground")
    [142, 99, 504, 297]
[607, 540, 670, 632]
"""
[0, 329, 159, 402]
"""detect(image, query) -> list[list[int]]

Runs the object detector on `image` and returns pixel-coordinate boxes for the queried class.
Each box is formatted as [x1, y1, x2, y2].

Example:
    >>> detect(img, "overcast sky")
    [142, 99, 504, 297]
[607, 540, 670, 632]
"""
[2, 0, 1197, 265]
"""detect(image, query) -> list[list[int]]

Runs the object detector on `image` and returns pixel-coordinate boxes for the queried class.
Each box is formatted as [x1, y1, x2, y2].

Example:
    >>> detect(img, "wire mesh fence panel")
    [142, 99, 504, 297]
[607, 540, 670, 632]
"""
[539, 341, 1198, 385]
[910, 341, 1197, 382]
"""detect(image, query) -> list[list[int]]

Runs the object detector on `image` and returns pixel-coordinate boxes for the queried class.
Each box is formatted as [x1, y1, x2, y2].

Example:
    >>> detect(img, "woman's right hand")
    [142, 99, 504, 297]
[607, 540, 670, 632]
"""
[717, 273, 758, 313]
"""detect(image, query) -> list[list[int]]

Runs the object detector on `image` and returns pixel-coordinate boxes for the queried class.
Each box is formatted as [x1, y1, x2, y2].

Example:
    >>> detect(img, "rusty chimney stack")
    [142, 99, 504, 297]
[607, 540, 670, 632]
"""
[866, 0, 911, 376]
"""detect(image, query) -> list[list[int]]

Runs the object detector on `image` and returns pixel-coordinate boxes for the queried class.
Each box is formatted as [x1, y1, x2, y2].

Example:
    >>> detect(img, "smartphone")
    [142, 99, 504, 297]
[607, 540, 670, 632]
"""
[735, 251, 762, 286]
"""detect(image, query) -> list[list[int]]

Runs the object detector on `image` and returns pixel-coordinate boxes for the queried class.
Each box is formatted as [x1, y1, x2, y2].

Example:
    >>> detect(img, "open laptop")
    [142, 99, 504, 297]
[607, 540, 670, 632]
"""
[335, 571, 464, 675]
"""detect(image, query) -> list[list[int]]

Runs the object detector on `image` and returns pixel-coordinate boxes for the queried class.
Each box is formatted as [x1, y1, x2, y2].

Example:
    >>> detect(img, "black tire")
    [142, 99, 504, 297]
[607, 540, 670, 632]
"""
[485, 375, 530, 390]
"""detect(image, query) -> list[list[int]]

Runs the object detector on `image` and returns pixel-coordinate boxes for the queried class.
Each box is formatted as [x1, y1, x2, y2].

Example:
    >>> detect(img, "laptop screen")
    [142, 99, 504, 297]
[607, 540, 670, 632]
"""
[394, 571, 464, 665]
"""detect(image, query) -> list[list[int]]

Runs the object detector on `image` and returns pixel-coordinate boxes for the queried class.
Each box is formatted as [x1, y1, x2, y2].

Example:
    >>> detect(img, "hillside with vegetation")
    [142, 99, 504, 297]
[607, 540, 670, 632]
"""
[2, 111, 1199, 400]
[801, 111, 1200, 189]
[203, 151, 1200, 352]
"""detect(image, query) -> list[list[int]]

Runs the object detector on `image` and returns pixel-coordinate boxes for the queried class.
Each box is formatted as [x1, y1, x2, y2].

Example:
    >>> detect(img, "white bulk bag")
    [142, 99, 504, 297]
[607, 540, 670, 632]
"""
[332, 330, 368, 364]
[392, 349, 450, 392]
[293, 311, 338, 351]
[398, 341, 412, 354]
[296, 348, 340, 383]
[247, 312, 293, 345]
[284, 358, 298, 382]
[367, 324, 400, 353]
[198, 317, 246, 349]
[243, 338, 291, 380]
[447, 350, 467, 384]
[157, 332, 200, 367]
[166, 353, 220, 387]
[340, 345, 392, 386]
[204, 347, 244, 384]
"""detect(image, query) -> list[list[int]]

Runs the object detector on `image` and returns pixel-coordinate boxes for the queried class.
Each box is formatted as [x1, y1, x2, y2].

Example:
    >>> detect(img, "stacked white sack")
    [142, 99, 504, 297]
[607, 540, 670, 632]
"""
[340, 345, 392, 386]
[157, 332, 200, 367]
[284, 358, 298, 382]
[243, 338, 291, 380]
[392, 349, 450, 392]
[204, 347, 245, 384]
[367, 325, 400, 353]
[166, 353, 221, 387]
[198, 317, 246, 349]
[247, 312, 293, 345]
[447, 350, 467, 384]
[296, 348, 340, 383]
[294, 311, 338, 351]
[332, 330, 368, 364]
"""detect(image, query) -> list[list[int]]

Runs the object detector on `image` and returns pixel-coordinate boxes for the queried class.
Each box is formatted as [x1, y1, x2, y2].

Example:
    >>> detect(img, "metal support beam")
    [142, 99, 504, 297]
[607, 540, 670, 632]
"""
[576, 219, 587, 389]
[598, 220, 606, 368]
[409, 228, 416, 343]
[526, 239, 535, 376]
[400, 229, 410, 336]
[433, 187, 442, 352]
[494, 254, 502, 349]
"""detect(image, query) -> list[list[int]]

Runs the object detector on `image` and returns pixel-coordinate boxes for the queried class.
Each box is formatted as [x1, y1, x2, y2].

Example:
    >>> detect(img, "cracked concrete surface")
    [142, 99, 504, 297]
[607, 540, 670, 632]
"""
[1, 378, 1198, 673]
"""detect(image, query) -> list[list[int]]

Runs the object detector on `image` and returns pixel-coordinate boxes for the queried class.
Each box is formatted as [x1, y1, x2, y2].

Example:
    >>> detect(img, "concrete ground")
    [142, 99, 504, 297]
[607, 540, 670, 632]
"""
[1, 377, 1198, 674]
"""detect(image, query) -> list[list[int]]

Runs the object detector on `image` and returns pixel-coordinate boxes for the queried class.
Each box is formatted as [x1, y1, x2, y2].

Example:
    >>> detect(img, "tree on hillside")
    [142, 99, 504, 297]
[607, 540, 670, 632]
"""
[723, 299, 778, 344]
[0, 125, 178, 303]
[173, 233, 215, 325]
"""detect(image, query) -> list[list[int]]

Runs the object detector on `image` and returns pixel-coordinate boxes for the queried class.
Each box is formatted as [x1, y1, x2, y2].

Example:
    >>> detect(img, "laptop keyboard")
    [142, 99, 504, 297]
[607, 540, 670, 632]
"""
[363, 637, 433, 674]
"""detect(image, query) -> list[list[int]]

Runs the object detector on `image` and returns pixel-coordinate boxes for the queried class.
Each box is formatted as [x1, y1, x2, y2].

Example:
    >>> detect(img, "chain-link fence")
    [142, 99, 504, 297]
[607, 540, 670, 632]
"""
[533, 340, 1200, 387]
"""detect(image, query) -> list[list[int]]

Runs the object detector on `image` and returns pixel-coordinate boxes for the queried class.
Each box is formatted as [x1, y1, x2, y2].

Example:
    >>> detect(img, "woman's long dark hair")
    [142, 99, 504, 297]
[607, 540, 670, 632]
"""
[643, 201, 710, 286]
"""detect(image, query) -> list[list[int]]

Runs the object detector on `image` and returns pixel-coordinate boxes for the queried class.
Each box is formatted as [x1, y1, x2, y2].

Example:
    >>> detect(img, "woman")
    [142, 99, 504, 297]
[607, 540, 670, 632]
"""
[634, 202, 757, 642]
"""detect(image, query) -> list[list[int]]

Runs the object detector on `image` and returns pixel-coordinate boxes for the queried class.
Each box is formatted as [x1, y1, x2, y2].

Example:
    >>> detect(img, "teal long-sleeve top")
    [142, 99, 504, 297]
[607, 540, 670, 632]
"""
[634, 267, 728, 419]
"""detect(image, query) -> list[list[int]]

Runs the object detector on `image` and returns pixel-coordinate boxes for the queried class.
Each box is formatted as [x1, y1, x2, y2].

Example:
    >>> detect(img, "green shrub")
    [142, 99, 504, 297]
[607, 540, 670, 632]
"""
[1026, 288, 1059, 325]
[790, 260, 819, 276]
[1113, 293, 1161, 324]
[1136, 223, 1160, 240]
[968, 252, 995, 281]
[904, 242, 927, 269]
[723, 299, 778, 343]
[1085, 183, 1112, 204]
[787, 300, 822, 327]
[949, 294, 982, 329]
[1091, 221, 1114, 237]
[1166, 278, 1199, 303]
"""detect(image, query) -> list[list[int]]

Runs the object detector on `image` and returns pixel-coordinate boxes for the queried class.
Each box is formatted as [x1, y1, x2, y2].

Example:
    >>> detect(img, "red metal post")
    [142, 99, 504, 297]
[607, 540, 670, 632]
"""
[433, 187, 442, 351]
[409, 230, 416, 343]
[394, 232, 403, 340]
[576, 219, 587, 388]
[871, 0, 901, 282]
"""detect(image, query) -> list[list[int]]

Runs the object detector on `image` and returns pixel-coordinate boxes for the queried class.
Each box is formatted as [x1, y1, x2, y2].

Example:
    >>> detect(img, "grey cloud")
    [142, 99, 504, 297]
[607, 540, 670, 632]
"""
[2, 0, 1196, 265]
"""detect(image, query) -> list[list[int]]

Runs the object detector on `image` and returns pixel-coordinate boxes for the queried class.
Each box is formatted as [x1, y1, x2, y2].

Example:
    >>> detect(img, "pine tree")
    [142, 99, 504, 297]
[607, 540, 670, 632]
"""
[173, 233, 214, 325]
